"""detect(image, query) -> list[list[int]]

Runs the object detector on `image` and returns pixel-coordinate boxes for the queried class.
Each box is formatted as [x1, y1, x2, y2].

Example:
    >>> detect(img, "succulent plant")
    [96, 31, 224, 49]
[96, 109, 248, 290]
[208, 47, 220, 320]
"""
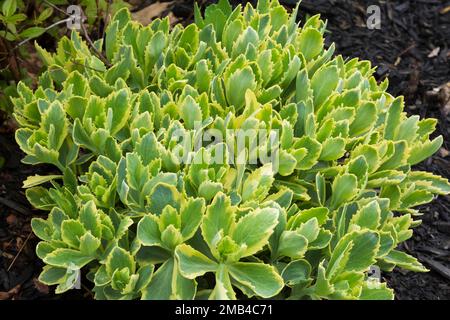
[12, 0, 450, 300]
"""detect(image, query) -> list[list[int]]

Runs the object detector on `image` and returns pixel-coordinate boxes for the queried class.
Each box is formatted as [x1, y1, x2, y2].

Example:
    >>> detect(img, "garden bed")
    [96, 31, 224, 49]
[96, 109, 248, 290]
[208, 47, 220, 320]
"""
[0, 0, 449, 300]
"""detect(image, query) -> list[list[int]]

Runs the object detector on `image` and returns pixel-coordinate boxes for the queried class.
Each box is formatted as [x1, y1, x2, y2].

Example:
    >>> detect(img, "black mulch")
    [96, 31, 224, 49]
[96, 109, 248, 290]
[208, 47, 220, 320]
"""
[0, 0, 449, 300]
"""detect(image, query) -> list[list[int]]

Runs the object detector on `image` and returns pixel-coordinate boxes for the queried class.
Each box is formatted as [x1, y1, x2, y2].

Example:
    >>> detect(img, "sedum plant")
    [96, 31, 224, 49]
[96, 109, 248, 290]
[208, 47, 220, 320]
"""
[12, 0, 450, 300]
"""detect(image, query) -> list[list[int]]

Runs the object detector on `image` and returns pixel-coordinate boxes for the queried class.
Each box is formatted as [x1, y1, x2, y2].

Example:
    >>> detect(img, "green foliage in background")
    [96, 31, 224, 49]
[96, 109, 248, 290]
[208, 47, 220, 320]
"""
[0, 0, 129, 114]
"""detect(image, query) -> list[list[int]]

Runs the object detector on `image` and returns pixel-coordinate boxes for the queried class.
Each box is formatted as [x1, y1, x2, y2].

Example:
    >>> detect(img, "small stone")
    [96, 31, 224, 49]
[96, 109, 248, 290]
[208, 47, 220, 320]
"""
[439, 148, 450, 158]
[6, 214, 17, 226]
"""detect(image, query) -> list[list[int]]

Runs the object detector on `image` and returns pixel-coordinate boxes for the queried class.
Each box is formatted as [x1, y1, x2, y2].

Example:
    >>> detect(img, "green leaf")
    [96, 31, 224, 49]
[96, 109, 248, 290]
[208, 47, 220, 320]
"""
[147, 183, 181, 216]
[408, 136, 443, 165]
[337, 88, 360, 107]
[288, 207, 329, 228]
[407, 171, 450, 195]
[61, 220, 87, 248]
[350, 201, 380, 230]
[296, 69, 311, 103]
[142, 258, 195, 300]
[229, 262, 283, 298]
[298, 28, 323, 60]
[319, 137, 346, 161]
[36, 242, 55, 260]
[65, 71, 89, 97]
[31, 218, 53, 241]
[399, 189, 434, 209]
[308, 229, 332, 250]
[44, 249, 93, 268]
[37, 7, 53, 22]
[106, 247, 136, 276]
[171, 261, 197, 300]
[277, 149, 297, 176]
[201, 193, 235, 253]
[241, 163, 274, 202]
[277, 231, 308, 259]
[106, 88, 131, 135]
[349, 102, 377, 136]
[296, 218, 320, 242]
[347, 155, 369, 183]
[111, 268, 131, 292]
[130, 270, 149, 295]
[326, 239, 354, 279]
[180, 197, 205, 240]
[73, 119, 97, 152]
[90, 76, 114, 97]
[330, 174, 358, 209]
[314, 262, 334, 297]
[378, 232, 395, 258]
[264, 187, 293, 209]
[175, 244, 218, 279]
[79, 201, 102, 238]
[79, 232, 101, 256]
[210, 264, 235, 300]
[39, 266, 67, 285]
[105, 21, 119, 61]
[382, 250, 428, 272]
[55, 268, 80, 294]
[384, 97, 403, 140]
[330, 230, 379, 274]
[137, 214, 162, 247]
[281, 56, 302, 88]
[2, 0, 16, 16]
[180, 96, 202, 130]
[311, 65, 339, 107]
[281, 259, 312, 287]
[161, 225, 183, 250]
[145, 31, 166, 74]
[23, 174, 62, 188]
[20, 27, 45, 39]
[42, 101, 68, 150]
[293, 136, 322, 170]
[359, 280, 394, 300]
[226, 68, 256, 111]
[198, 181, 223, 202]
[368, 170, 406, 188]
[232, 207, 278, 257]
[94, 265, 111, 287]
[232, 26, 259, 58]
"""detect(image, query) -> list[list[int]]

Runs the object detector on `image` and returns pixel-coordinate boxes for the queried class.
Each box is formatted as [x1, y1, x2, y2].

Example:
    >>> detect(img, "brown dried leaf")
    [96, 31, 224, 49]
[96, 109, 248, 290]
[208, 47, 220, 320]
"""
[0, 284, 20, 300]
[16, 236, 23, 249]
[33, 278, 49, 294]
[6, 214, 17, 226]
[440, 6, 450, 14]
[437, 83, 450, 116]
[166, 11, 180, 26]
[439, 148, 450, 158]
[2, 251, 14, 259]
[132, 1, 174, 26]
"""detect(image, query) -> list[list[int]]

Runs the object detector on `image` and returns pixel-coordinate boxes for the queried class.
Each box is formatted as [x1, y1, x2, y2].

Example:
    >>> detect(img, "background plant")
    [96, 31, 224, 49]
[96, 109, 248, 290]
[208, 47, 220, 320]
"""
[0, 0, 129, 116]
[12, 0, 450, 300]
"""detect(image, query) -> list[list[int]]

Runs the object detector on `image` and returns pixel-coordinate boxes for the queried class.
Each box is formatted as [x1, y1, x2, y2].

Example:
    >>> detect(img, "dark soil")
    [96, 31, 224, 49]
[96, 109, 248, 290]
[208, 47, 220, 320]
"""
[0, 0, 449, 300]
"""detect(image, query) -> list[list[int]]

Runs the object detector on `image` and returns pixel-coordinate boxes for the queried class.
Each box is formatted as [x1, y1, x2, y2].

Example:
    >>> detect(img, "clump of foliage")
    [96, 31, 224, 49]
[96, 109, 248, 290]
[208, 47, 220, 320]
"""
[0, 0, 129, 114]
[12, 0, 450, 299]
